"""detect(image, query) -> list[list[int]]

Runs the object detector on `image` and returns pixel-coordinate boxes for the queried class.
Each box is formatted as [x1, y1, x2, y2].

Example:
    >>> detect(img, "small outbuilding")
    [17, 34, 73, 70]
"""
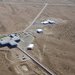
[41, 20, 49, 24]
[36, 29, 43, 33]
[27, 44, 34, 50]
[48, 20, 55, 24]
[41, 19, 55, 25]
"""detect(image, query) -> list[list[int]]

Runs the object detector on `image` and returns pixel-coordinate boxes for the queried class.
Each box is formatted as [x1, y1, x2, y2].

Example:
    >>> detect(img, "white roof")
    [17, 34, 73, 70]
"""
[47, 20, 55, 23]
[41, 19, 55, 24]
[41, 21, 49, 24]
[0, 40, 8, 44]
[0, 34, 20, 46]
[36, 29, 43, 32]
[12, 36, 20, 41]
[9, 40, 17, 46]
[27, 44, 34, 48]
[9, 33, 20, 41]
[0, 36, 10, 44]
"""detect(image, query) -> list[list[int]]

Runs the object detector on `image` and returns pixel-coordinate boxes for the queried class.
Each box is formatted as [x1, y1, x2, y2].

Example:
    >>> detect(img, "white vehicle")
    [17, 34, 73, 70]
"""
[41, 19, 55, 24]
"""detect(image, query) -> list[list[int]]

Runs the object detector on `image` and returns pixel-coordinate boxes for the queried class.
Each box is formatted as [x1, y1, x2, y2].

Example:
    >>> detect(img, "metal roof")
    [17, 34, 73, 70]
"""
[0, 40, 9, 45]
[12, 36, 20, 41]
[27, 44, 34, 49]
[9, 40, 17, 46]
[0, 34, 20, 47]
[41, 19, 55, 24]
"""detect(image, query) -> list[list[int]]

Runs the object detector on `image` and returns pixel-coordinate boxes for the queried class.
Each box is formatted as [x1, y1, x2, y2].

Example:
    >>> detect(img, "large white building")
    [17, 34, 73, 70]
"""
[0, 33, 20, 48]
[36, 29, 43, 33]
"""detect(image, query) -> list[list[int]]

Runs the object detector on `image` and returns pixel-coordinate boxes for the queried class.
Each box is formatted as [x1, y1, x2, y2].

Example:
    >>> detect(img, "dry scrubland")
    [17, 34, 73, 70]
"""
[39, 5, 75, 43]
[0, 50, 17, 75]
[0, 0, 75, 75]
[27, 1, 75, 75]
[31, 4, 75, 75]
[0, 3, 43, 34]
[0, 48, 46, 75]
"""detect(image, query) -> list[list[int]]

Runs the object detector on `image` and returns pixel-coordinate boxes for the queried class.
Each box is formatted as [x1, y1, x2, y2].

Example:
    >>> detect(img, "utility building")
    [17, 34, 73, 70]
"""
[27, 44, 34, 50]
[41, 19, 55, 24]
[36, 29, 43, 33]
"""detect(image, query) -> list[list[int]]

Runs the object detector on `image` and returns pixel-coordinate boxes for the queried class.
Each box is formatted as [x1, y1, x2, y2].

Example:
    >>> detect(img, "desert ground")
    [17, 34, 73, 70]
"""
[0, 0, 75, 75]
[0, 2, 43, 34]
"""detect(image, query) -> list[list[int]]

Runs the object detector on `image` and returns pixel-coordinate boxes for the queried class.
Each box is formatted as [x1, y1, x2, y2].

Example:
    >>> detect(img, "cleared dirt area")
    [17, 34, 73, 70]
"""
[0, 48, 46, 75]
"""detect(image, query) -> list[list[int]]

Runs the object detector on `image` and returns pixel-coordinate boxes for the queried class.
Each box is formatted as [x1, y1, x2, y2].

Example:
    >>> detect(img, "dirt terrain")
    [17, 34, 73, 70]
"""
[0, 47, 46, 75]
[31, 35, 75, 75]
[26, 1, 75, 75]
[0, 50, 17, 75]
[0, 0, 75, 75]
[0, 2, 43, 34]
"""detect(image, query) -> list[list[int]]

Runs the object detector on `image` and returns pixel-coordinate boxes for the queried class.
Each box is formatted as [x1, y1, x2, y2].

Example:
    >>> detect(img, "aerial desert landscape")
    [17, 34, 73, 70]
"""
[0, 0, 75, 75]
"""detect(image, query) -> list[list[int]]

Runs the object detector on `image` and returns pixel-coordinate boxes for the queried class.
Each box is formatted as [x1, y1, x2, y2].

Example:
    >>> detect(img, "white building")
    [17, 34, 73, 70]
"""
[0, 36, 10, 45]
[0, 33, 20, 48]
[8, 40, 17, 47]
[47, 20, 55, 24]
[41, 20, 49, 24]
[27, 44, 34, 50]
[36, 29, 43, 33]
[41, 19, 55, 24]
[0, 40, 8, 46]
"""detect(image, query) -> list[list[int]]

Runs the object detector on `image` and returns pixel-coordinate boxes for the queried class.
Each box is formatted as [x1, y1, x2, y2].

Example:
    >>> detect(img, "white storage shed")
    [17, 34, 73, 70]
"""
[36, 29, 43, 33]
[27, 44, 34, 50]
